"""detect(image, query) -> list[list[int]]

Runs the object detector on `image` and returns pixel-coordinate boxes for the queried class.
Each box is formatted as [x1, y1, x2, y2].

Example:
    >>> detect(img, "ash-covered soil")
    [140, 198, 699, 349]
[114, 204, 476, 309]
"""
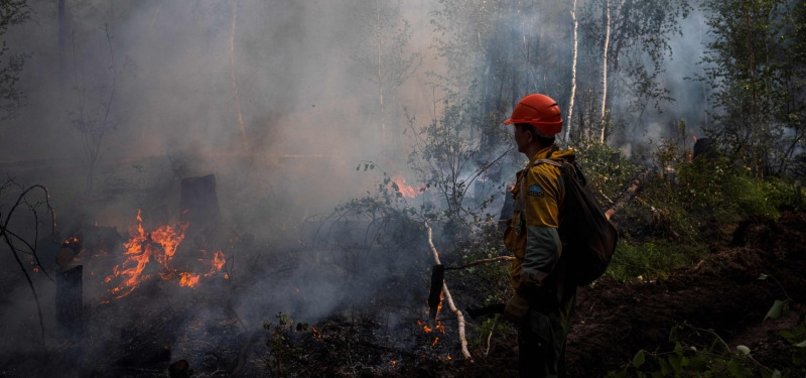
[1, 212, 803, 377]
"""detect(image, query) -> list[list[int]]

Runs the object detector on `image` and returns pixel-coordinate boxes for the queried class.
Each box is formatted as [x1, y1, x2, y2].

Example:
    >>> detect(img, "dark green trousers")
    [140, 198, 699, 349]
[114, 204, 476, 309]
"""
[518, 292, 575, 378]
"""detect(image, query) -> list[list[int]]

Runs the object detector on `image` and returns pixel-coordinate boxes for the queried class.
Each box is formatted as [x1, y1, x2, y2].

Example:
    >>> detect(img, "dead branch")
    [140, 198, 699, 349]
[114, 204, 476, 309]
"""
[604, 169, 651, 220]
[424, 222, 472, 360]
[484, 315, 498, 357]
[0, 183, 57, 346]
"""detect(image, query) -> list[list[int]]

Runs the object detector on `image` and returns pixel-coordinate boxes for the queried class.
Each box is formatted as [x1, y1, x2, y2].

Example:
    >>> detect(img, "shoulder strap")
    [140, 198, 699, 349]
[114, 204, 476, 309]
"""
[533, 158, 562, 168]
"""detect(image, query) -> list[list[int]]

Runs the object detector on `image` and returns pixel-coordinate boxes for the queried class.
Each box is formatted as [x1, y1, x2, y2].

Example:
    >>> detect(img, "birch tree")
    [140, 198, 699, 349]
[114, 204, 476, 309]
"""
[565, 0, 579, 143]
[349, 0, 420, 151]
[599, 0, 611, 143]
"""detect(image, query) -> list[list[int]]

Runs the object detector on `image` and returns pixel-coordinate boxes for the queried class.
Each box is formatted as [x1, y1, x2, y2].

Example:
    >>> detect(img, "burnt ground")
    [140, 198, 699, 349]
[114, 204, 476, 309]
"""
[0, 212, 804, 377]
[433, 211, 806, 377]
[239, 211, 806, 377]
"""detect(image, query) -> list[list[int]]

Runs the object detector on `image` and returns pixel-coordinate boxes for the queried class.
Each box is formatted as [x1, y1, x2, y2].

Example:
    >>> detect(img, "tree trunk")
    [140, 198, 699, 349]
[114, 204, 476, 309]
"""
[566, 0, 579, 143]
[229, 0, 247, 148]
[600, 0, 611, 144]
[376, 0, 386, 146]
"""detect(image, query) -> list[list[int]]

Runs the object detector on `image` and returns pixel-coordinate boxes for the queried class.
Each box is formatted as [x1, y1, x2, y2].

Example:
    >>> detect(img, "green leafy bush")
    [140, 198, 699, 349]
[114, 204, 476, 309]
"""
[607, 323, 798, 378]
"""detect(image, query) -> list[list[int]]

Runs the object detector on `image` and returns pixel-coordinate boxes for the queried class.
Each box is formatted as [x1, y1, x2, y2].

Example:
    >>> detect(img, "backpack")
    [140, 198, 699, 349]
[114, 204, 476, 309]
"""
[533, 158, 618, 286]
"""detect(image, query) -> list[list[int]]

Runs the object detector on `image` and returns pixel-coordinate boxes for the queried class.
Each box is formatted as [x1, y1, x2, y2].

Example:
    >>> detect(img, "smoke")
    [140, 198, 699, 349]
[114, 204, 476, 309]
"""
[0, 0, 439, 369]
[0, 0, 731, 372]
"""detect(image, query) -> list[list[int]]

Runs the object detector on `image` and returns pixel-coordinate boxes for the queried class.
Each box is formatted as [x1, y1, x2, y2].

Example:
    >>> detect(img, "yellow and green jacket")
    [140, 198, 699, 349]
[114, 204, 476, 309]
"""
[504, 145, 575, 294]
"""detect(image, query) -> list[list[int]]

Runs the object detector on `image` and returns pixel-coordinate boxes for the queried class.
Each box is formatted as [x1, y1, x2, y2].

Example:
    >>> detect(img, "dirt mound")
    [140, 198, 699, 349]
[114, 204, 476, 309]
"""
[566, 211, 806, 376]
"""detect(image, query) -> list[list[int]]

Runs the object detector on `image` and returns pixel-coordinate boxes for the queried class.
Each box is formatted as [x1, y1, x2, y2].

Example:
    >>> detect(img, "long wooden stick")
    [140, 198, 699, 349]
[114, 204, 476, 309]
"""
[424, 222, 472, 360]
[445, 256, 514, 271]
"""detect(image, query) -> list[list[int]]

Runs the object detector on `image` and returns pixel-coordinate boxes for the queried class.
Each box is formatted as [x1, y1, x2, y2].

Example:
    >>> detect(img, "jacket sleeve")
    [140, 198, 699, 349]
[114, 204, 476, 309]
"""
[519, 166, 562, 289]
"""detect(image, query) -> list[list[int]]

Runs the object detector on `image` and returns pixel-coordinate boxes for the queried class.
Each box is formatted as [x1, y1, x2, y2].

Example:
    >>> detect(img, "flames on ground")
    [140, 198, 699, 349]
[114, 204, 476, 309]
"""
[102, 210, 228, 300]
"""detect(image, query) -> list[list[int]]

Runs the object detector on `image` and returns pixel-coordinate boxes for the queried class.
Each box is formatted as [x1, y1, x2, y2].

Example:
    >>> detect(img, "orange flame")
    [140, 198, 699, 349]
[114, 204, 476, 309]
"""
[391, 175, 419, 198]
[104, 211, 230, 299]
[206, 250, 226, 276]
[104, 210, 193, 298]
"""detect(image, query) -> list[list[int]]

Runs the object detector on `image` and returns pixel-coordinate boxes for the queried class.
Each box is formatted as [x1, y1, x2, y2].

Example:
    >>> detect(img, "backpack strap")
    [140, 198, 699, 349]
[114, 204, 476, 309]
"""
[533, 158, 562, 168]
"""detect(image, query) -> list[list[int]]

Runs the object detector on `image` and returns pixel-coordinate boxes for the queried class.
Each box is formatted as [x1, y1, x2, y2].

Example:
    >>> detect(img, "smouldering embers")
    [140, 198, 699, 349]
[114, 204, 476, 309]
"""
[103, 210, 227, 300]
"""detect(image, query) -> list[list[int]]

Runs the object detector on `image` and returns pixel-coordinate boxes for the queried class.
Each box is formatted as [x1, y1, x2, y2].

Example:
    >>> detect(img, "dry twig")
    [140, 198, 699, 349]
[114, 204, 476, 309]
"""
[424, 221, 472, 360]
[0, 182, 56, 345]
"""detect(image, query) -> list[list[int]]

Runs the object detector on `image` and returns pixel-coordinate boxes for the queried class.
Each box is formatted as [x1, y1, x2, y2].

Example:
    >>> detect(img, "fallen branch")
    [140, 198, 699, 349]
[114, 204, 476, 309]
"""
[604, 169, 651, 220]
[424, 222, 472, 361]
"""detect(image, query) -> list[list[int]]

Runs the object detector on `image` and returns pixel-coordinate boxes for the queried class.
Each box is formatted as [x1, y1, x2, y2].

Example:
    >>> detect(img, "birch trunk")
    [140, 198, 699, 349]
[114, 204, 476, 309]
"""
[376, 0, 386, 145]
[565, 0, 579, 143]
[600, 0, 611, 144]
[229, 0, 247, 148]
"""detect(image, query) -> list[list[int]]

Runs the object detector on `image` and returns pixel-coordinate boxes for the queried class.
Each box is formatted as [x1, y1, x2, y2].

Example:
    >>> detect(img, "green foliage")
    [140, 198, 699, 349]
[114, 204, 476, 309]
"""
[608, 324, 793, 378]
[573, 140, 643, 202]
[699, 0, 806, 176]
[779, 322, 806, 367]
[608, 241, 706, 282]
[616, 138, 802, 246]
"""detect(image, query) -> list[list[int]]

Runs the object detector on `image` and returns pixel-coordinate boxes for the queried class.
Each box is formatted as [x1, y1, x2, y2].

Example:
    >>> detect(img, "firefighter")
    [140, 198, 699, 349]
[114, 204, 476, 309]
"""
[502, 93, 576, 378]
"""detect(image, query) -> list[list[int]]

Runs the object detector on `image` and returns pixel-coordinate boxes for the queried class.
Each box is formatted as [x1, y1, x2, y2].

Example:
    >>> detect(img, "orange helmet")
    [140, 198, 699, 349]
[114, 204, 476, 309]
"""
[503, 93, 563, 137]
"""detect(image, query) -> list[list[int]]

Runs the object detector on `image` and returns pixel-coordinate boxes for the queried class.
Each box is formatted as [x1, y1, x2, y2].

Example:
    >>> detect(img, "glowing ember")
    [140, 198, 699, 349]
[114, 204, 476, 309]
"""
[391, 175, 419, 198]
[62, 236, 80, 246]
[417, 319, 433, 334]
[208, 250, 226, 275]
[417, 319, 445, 348]
[310, 325, 323, 340]
[179, 272, 201, 288]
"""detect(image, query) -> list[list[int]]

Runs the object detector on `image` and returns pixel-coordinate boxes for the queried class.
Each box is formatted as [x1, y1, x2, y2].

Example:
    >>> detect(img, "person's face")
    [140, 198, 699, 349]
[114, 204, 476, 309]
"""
[513, 124, 532, 154]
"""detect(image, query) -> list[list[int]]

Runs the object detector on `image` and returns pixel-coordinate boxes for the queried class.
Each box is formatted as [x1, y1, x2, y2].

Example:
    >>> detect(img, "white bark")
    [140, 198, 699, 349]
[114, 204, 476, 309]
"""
[565, 0, 579, 143]
[376, 0, 386, 145]
[425, 222, 472, 360]
[600, 0, 611, 144]
[229, 0, 247, 147]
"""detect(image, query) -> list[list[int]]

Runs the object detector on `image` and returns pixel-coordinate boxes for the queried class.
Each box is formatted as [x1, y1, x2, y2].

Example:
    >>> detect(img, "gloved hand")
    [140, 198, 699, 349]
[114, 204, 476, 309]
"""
[503, 293, 529, 324]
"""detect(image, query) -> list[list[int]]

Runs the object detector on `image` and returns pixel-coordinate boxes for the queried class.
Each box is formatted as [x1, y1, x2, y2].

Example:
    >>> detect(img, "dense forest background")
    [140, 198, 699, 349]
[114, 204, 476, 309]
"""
[0, 0, 804, 376]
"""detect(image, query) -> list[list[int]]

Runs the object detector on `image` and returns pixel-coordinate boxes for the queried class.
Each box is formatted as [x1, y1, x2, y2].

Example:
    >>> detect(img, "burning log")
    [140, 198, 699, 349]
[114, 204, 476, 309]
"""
[424, 222, 472, 360]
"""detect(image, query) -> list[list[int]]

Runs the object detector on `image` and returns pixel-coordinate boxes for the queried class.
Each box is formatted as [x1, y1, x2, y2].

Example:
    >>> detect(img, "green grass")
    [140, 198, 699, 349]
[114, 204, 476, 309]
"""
[607, 240, 708, 282]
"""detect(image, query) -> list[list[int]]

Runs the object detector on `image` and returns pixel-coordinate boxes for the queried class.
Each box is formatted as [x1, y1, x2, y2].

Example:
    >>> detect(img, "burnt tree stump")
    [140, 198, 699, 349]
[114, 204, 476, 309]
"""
[179, 175, 225, 268]
[56, 265, 83, 337]
[693, 137, 717, 161]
